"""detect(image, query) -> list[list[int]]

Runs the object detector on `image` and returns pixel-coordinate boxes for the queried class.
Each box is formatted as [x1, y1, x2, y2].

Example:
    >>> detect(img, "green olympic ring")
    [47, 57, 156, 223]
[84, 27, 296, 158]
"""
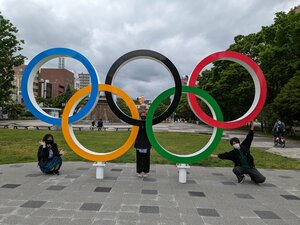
[146, 86, 224, 163]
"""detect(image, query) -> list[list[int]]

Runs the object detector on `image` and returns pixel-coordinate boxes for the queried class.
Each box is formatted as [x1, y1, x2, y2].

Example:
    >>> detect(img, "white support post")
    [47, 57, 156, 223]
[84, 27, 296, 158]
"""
[93, 162, 106, 179]
[176, 163, 190, 183]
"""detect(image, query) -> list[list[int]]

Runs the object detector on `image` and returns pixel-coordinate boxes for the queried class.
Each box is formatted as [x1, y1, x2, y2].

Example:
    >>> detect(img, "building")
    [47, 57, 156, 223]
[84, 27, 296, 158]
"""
[13, 64, 39, 103]
[74, 72, 80, 90]
[38, 68, 75, 97]
[78, 73, 90, 89]
[136, 95, 150, 112]
[181, 75, 189, 86]
[86, 95, 121, 123]
[12, 65, 25, 103]
[38, 79, 52, 99]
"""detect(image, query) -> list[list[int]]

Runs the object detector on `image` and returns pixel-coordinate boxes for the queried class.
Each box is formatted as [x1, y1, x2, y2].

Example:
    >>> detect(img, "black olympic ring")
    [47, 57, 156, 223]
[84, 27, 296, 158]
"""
[105, 49, 182, 126]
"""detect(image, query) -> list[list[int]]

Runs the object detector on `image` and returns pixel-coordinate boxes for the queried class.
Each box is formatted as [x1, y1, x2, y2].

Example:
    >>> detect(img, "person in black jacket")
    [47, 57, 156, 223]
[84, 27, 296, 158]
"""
[210, 121, 266, 184]
[97, 119, 103, 131]
[38, 134, 65, 175]
[134, 111, 152, 177]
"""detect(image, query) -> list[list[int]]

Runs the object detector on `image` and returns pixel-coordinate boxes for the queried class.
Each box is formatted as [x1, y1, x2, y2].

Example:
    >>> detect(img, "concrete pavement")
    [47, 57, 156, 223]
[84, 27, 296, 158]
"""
[0, 121, 299, 224]
[0, 162, 300, 225]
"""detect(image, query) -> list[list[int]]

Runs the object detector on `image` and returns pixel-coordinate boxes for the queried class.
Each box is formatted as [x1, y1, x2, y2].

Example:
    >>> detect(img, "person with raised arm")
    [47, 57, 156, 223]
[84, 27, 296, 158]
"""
[210, 121, 266, 184]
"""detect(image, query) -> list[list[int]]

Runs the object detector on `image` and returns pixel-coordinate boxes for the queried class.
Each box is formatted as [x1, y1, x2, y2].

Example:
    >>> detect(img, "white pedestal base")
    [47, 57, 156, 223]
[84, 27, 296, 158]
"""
[176, 163, 190, 183]
[93, 162, 106, 179]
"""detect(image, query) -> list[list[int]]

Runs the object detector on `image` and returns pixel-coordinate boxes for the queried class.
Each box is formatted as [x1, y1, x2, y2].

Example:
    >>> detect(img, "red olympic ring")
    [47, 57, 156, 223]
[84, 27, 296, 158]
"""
[188, 51, 267, 129]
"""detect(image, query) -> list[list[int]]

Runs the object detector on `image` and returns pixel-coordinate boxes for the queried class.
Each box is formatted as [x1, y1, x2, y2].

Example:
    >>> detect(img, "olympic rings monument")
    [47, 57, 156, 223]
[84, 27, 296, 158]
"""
[21, 48, 267, 183]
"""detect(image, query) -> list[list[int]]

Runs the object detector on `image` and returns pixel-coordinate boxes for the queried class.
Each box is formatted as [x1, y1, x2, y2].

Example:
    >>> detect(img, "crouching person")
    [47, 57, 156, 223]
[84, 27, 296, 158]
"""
[38, 134, 65, 175]
[210, 121, 266, 184]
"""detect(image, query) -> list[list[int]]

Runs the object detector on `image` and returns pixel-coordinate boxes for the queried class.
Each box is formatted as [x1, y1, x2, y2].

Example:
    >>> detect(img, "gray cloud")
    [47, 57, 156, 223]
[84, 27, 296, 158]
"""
[1, 0, 298, 100]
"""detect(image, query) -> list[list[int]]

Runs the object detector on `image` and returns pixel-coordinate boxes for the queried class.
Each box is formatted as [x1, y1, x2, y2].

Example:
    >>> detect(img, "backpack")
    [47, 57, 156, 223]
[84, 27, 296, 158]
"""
[277, 123, 284, 133]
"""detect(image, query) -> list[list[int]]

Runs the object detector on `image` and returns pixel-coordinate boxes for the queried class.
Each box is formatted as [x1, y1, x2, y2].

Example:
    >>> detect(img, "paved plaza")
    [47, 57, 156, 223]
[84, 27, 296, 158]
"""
[0, 121, 299, 224]
[0, 162, 299, 225]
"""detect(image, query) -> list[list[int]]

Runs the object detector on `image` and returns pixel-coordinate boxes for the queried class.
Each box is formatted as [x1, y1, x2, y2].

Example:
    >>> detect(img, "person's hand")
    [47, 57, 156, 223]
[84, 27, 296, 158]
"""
[250, 121, 254, 130]
[210, 154, 218, 158]
[39, 140, 46, 148]
[59, 149, 65, 156]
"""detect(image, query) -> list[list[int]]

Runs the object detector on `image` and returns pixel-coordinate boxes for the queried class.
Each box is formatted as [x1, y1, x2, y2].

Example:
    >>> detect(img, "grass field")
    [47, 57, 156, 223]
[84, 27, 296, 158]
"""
[0, 129, 299, 169]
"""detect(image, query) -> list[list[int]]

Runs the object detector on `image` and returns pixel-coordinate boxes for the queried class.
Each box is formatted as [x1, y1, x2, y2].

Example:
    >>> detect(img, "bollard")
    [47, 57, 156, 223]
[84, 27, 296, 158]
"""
[176, 163, 190, 183]
[93, 162, 106, 179]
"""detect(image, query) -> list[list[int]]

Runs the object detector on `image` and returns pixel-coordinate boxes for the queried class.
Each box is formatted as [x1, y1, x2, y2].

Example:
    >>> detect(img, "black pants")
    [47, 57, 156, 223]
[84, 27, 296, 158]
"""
[136, 149, 150, 173]
[233, 166, 266, 183]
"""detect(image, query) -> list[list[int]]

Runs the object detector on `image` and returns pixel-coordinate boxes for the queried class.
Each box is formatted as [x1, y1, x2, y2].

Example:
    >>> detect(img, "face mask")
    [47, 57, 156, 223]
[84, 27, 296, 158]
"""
[141, 116, 146, 120]
[45, 140, 53, 145]
[233, 143, 240, 149]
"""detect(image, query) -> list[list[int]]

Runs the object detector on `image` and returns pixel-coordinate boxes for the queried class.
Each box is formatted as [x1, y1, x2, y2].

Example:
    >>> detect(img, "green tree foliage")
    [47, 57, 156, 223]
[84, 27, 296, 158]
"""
[161, 96, 171, 106]
[175, 93, 198, 121]
[116, 97, 131, 116]
[5, 103, 25, 119]
[154, 102, 168, 118]
[272, 72, 300, 125]
[36, 96, 50, 107]
[51, 85, 78, 110]
[199, 63, 254, 121]
[197, 7, 300, 126]
[0, 12, 25, 106]
[258, 10, 300, 104]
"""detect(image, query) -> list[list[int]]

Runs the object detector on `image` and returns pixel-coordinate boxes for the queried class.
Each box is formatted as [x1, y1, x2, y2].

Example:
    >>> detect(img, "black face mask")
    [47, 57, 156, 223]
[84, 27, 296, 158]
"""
[141, 116, 146, 120]
[45, 140, 53, 145]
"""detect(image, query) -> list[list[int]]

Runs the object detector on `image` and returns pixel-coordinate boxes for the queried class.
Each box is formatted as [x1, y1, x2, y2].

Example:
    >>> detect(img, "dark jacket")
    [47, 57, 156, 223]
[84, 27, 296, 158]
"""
[218, 130, 255, 168]
[37, 143, 60, 167]
[134, 125, 152, 149]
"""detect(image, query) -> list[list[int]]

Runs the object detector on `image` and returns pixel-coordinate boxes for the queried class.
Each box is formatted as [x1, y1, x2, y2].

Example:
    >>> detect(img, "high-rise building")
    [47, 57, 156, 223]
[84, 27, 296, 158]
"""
[78, 73, 90, 89]
[58, 57, 65, 69]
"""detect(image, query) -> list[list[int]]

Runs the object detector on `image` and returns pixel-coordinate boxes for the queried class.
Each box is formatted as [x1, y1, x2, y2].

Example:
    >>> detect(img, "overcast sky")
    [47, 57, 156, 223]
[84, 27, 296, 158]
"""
[0, 0, 299, 100]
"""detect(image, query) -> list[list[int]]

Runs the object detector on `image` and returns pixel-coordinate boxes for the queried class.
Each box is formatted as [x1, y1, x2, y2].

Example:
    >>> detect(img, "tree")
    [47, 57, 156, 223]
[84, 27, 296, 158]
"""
[50, 86, 77, 110]
[197, 7, 300, 125]
[36, 97, 50, 107]
[175, 93, 198, 122]
[272, 72, 300, 126]
[116, 97, 131, 116]
[258, 10, 300, 104]
[154, 102, 168, 118]
[0, 12, 25, 107]
[5, 102, 25, 119]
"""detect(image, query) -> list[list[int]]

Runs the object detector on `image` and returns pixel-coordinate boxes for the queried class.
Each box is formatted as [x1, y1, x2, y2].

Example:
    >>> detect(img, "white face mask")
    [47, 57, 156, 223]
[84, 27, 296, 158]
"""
[233, 143, 240, 149]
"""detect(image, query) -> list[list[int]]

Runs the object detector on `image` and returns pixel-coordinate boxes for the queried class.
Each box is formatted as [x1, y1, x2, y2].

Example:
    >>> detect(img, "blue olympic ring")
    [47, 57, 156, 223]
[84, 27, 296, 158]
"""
[21, 48, 100, 125]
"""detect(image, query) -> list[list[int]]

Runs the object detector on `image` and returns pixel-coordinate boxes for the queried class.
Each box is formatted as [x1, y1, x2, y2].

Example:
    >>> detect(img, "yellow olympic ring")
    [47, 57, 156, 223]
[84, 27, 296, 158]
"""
[61, 84, 139, 161]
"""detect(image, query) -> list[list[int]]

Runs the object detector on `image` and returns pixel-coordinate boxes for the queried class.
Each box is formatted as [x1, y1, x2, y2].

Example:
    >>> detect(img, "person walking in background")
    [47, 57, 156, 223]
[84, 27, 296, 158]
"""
[97, 119, 103, 131]
[38, 134, 65, 175]
[210, 121, 266, 184]
[134, 111, 152, 177]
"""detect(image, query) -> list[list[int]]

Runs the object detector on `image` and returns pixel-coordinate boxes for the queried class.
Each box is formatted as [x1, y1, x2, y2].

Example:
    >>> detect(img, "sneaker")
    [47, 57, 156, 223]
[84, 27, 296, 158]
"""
[46, 171, 55, 175]
[53, 170, 60, 176]
[137, 173, 142, 177]
[237, 175, 245, 183]
[143, 173, 148, 177]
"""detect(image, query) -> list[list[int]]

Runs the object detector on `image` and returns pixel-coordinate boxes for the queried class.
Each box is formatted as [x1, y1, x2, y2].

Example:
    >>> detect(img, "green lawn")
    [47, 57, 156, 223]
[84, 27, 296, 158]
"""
[0, 129, 299, 169]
